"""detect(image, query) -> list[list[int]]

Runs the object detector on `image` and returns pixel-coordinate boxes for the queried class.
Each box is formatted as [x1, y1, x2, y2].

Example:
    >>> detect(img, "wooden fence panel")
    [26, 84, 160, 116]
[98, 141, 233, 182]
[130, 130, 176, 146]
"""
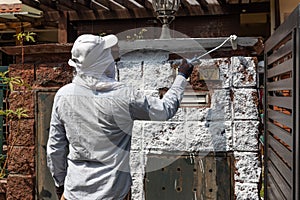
[264, 5, 300, 200]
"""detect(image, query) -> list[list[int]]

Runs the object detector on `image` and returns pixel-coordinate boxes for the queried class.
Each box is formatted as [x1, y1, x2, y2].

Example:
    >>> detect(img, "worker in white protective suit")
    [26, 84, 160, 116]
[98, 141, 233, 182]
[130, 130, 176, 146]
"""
[47, 34, 193, 200]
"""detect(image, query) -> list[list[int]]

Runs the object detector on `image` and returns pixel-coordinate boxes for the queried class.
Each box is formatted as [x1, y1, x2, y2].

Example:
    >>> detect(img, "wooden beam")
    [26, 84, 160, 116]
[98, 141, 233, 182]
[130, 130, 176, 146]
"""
[0, 23, 7, 29]
[180, 0, 204, 15]
[67, 9, 97, 20]
[90, 0, 110, 11]
[58, 11, 67, 44]
[114, 0, 144, 9]
[224, 2, 270, 13]
[97, 0, 132, 18]
[6, 22, 31, 30]
[0, 43, 72, 55]
[134, 0, 155, 10]
[89, 0, 117, 19]
[274, 0, 280, 28]
[43, 10, 60, 22]
[15, 25, 22, 45]
[114, 0, 150, 18]
[197, 0, 209, 10]
[74, 0, 93, 8]
[100, 0, 126, 10]
[60, 0, 93, 12]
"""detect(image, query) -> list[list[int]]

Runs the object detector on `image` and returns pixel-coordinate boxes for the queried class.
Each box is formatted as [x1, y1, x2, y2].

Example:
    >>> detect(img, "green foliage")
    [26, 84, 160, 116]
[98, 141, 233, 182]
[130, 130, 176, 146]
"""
[0, 70, 30, 178]
[0, 155, 6, 178]
[0, 108, 28, 120]
[13, 31, 37, 66]
[260, 183, 264, 198]
[14, 32, 36, 45]
[126, 28, 147, 41]
[0, 71, 31, 91]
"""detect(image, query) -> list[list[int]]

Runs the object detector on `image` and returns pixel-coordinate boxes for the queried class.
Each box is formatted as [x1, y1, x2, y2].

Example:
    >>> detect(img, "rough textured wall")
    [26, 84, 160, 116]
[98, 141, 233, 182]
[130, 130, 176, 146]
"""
[3, 44, 261, 200]
[6, 60, 72, 200]
[119, 51, 261, 200]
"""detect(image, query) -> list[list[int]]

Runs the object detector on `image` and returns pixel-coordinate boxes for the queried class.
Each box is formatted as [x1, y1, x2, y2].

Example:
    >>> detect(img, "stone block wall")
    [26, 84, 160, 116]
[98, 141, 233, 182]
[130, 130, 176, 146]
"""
[119, 51, 261, 200]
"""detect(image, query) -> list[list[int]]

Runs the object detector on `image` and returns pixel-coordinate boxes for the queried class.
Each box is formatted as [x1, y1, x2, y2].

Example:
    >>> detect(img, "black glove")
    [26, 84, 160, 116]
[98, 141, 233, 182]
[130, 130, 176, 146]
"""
[178, 59, 194, 79]
[56, 185, 64, 199]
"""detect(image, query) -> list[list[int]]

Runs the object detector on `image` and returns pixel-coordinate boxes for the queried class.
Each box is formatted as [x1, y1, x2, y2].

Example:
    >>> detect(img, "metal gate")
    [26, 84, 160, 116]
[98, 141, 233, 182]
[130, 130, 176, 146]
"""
[0, 66, 8, 157]
[36, 90, 58, 200]
[145, 153, 233, 200]
[264, 5, 300, 200]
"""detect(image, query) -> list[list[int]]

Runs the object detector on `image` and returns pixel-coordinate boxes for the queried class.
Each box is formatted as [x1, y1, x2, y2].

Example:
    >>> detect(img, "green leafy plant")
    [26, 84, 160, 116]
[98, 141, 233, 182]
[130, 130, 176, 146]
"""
[14, 31, 37, 66]
[0, 71, 31, 178]
[0, 71, 31, 91]
[15, 32, 36, 45]
[126, 28, 147, 41]
[99, 32, 107, 37]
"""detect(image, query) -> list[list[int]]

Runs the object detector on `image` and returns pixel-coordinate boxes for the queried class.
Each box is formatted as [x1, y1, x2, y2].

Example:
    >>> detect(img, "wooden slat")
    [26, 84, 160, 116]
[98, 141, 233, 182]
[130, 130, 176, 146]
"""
[102, 0, 126, 9]
[181, 0, 204, 15]
[267, 40, 293, 65]
[268, 171, 288, 200]
[251, 0, 270, 2]
[241, 0, 250, 3]
[268, 161, 292, 200]
[224, 2, 270, 13]
[61, 0, 92, 11]
[54, 3, 74, 11]
[57, 0, 97, 20]
[90, 0, 120, 19]
[268, 189, 278, 199]
[114, 0, 149, 18]
[20, 0, 271, 22]
[90, 9, 115, 19]
[68, 10, 97, 21]
[268, 135, 292, 167]
[267, 96, 292, 110]
[264, 7, 298, 52]
[267, 78, 293, 91]
[269, 148, 292, 186]
[114, 0, 144, 9]
[134, 0, 155, 10]
[267, 122, 292, 148]
[73, 0, 91, 6]
[98, 0, 132, 18]
[226, 0, 239, 3]
[267, 59, 293, 78]
[267, 109, 293, 128]
[90, 0, 110, 10]
[44, 10, 60, 22]
[264, 5, 299, 200]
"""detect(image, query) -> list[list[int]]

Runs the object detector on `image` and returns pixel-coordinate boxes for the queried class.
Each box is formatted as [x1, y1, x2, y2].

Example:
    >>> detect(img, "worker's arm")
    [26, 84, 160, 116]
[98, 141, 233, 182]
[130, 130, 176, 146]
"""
[46, 95, 68, 197]
[129, 59, 193, 121]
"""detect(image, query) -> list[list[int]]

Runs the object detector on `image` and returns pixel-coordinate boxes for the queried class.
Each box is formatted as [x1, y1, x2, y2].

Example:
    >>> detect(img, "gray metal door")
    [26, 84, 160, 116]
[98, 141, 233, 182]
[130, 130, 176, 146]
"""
[36, 90, 58, 200]
[145, 153, 233, 200]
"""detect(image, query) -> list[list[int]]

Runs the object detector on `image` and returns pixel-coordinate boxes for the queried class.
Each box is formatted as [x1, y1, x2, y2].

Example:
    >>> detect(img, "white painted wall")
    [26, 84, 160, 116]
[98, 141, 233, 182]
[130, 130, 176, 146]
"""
[118, 47, 261, 200]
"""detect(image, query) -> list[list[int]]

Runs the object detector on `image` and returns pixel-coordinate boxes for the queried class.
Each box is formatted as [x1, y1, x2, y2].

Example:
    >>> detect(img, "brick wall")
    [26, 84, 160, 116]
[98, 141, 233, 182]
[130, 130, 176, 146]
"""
[3, 45, 72, 199]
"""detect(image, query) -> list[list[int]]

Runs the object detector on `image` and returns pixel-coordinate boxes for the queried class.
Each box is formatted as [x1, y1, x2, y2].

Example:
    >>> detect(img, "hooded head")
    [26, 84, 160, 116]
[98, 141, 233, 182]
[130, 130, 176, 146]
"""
[68, 34, 118, 78]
